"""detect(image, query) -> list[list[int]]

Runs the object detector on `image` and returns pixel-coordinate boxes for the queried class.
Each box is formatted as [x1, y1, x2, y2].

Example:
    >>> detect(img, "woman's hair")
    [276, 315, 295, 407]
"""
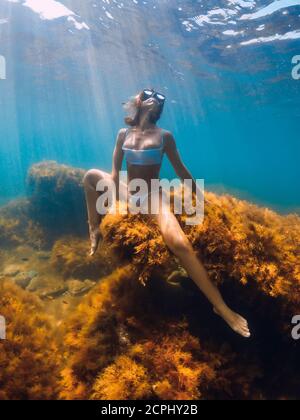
[123, 90, 164, 127]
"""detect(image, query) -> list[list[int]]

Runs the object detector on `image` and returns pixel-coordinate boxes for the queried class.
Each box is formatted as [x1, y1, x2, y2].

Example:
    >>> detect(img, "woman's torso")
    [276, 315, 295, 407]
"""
[122, 127, 165, 185]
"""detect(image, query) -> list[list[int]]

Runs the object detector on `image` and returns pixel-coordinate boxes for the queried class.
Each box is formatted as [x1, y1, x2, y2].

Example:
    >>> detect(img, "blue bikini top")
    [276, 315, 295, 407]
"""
[122, 128, 165, 166]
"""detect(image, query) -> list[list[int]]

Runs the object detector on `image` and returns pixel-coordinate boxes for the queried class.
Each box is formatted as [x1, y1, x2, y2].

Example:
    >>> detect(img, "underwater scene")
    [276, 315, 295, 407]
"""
[0, 0, 300, 401]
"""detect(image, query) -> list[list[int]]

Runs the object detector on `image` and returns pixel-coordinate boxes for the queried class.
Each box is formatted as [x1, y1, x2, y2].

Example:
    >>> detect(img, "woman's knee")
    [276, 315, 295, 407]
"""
[83, 169, 104, 189]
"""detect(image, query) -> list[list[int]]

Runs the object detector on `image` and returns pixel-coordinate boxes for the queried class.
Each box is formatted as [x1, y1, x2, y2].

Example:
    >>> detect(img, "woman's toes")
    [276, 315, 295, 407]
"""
[213, 307, 251, 338]
[241, 325, 251, 337]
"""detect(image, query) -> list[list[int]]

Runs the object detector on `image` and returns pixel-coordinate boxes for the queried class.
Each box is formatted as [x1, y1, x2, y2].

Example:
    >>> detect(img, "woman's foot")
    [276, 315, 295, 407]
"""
[89, 227, 102, 256]
[214, 306, 251, 338]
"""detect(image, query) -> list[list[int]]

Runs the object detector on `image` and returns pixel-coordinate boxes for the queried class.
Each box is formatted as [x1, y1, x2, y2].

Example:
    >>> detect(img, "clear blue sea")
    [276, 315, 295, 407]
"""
[0, 0, 299, 213]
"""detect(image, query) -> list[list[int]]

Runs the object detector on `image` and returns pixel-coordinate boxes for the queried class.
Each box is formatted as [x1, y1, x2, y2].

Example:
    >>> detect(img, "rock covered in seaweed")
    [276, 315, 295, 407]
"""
[0, 281, 61, 400]
[59, 265, 262, 400]
[50, 236, 118, 280]
[27, 161, 87, 237]
[58, 190, 300, 399]
[1, 161, 300, 399]
[101, 191, 300, 312]
[0, 160, 88, 249]
[0, 199, 46, 249]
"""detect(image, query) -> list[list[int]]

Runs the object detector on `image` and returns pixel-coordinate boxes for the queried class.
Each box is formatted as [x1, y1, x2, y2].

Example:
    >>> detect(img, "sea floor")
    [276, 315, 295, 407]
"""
[0, 242, 96, 323]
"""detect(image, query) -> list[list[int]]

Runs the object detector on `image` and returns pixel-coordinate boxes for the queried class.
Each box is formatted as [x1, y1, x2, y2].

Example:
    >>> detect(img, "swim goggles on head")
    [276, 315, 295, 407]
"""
[141, 89, 166, 105]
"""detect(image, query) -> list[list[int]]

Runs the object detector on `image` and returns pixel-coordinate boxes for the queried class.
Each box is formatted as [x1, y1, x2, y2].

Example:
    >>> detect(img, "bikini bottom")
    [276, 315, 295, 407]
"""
[121, 186, 170, 214]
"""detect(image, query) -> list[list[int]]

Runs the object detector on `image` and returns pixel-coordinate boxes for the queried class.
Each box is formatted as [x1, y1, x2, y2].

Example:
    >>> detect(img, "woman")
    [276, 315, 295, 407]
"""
[83, 88, 250, 338]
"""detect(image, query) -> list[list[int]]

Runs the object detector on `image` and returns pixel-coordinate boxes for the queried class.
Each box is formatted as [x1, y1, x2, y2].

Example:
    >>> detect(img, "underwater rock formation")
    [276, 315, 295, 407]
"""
[102, 192, 300, 311]
[0, 281, 60, 400]
[0, 160, 88, 249]
[0, 199, 46, 250]
[60, 265, 260, 400]
[60, 191, 300, 400]
[1, 161, 300, 399]
[27, 161, 87, 239]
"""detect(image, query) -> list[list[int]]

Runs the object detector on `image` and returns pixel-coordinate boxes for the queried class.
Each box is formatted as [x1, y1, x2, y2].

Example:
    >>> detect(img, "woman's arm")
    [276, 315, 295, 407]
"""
[164, 131, 203, 198]
[111, 128, 126, 198]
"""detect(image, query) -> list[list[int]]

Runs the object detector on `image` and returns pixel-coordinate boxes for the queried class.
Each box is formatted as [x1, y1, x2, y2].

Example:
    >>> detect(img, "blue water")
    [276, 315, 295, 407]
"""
[0, 0, 299, 213]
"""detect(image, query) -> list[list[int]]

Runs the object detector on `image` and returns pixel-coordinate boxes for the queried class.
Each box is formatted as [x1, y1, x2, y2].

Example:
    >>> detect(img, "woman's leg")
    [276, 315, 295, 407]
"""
[153, 200, 251, 338]
[83, 169, 127, 256]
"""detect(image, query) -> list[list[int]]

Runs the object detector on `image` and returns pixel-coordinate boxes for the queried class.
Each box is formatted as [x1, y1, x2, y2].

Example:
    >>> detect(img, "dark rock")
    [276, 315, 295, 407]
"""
[39, 285, 68, 299]
[26, 161, 87, 238]
[14, 270, 38, 289]
[2, 264, 23, 277]
[67, 279, 96, 296]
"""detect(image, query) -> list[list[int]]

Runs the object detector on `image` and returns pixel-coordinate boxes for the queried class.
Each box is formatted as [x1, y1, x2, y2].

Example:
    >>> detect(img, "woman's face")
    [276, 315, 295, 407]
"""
[136, 92, 161, 116]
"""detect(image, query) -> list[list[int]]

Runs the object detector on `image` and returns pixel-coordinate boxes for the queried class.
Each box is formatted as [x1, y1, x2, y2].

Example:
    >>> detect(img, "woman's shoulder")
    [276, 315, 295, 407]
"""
[161, 129, 175, 145]
[119, 127, 129, 135]
[116, 128, 129, 147]
[161, 128, 173, 137]
[118, 127, 130, 140]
